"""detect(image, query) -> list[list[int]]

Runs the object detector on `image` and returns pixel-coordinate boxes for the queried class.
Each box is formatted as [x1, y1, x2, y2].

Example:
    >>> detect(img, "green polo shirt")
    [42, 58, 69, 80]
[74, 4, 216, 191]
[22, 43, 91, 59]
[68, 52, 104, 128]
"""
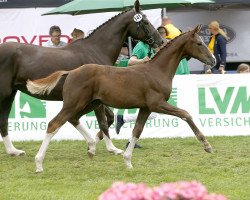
[176, 58, 190, 75]
[132, 41, 154, 59]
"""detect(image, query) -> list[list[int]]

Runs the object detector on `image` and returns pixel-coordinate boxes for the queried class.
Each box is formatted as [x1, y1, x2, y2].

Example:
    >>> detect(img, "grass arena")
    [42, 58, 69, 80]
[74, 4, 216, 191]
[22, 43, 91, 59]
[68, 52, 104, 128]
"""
[0, 137, 249, 199]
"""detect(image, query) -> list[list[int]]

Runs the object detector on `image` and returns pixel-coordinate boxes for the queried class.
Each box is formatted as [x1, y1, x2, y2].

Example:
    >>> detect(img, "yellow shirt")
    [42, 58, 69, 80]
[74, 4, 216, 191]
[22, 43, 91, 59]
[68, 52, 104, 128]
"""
[208, 35, 215, 54]
[164, 24, 181, 39]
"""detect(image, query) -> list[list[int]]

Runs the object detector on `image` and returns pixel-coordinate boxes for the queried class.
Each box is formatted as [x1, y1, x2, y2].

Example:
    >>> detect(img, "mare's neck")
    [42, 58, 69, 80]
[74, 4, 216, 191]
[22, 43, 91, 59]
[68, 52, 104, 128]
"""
[84, 10, 134, 65]
[151, 34, 188, 78]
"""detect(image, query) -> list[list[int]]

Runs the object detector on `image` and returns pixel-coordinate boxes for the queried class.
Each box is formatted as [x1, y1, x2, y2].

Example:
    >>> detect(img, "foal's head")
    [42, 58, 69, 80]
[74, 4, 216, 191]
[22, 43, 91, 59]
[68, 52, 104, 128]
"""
[127, 0, 163, 48]
[184, 25, 216, 67]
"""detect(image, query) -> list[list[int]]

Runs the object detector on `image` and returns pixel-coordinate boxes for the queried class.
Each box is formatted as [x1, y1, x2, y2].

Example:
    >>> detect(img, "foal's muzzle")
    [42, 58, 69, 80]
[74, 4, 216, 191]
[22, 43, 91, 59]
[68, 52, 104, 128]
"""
[209, 55, 216, 67]
[206, 59, 216, 69]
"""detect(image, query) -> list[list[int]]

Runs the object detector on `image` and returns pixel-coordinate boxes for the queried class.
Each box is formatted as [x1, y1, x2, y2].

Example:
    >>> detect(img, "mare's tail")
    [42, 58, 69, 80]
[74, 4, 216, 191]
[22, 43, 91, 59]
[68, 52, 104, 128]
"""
[26, 71, 69, 95]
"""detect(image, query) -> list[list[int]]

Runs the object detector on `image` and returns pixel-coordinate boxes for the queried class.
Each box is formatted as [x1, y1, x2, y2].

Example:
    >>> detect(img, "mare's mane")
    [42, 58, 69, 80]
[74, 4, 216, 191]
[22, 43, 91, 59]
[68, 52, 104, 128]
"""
[66, 9, 131, 46]
[84, 9, 131, 40]
[150, 30, 192, 61]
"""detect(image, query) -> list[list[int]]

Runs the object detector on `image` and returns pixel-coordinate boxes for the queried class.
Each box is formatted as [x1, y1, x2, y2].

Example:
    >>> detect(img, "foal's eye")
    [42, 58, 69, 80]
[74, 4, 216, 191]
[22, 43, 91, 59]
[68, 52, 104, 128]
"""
[197, 42, 202, 46]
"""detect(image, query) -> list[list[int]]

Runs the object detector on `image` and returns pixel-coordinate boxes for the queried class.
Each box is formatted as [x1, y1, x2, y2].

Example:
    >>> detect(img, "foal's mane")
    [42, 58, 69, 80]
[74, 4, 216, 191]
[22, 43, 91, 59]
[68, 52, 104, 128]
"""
[150, 30, 192, 61]
[84, 9, 132, 40]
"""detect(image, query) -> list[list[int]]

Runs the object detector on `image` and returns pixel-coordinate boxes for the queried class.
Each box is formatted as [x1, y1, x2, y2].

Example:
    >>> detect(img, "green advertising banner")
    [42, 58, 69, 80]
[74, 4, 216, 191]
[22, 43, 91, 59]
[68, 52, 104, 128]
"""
[4, 74, 250, 141]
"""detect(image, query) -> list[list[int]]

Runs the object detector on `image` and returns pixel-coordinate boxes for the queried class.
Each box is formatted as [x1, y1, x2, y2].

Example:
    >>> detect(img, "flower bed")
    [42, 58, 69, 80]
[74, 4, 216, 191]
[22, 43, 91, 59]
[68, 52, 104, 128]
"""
[98, 181, 227, 200]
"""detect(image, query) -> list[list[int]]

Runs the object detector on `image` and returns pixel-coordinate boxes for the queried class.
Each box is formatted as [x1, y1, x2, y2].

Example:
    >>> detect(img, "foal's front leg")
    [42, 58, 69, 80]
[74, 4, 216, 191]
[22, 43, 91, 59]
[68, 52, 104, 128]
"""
[123, 108, 151, 169]
[95, 106, 123, 155]
[153, 101, 212, 153]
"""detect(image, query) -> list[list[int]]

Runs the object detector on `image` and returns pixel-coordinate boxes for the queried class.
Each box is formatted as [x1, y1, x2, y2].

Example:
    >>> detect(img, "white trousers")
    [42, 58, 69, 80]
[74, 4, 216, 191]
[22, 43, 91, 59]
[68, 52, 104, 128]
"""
[123, 112, 158, 123]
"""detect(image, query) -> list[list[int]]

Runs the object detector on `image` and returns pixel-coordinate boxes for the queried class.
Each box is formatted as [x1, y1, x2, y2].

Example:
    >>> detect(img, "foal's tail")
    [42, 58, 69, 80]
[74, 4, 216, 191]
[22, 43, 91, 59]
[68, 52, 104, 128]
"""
[26, 71, 69, 95]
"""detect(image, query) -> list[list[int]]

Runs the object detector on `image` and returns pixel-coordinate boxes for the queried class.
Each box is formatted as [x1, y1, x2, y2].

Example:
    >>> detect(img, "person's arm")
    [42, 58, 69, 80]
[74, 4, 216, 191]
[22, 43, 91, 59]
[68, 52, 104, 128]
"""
[128, 42, 150, 66]
[120, 47, 129, 56]
[128, 56, 150, 66]
[218, 36, 227, 68]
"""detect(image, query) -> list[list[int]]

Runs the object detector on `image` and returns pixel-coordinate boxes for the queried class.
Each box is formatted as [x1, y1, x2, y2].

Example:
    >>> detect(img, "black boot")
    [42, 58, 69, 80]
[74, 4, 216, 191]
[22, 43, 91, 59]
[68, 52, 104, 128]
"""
[126, 142, 142, 149]
[115, 115, 124, 134]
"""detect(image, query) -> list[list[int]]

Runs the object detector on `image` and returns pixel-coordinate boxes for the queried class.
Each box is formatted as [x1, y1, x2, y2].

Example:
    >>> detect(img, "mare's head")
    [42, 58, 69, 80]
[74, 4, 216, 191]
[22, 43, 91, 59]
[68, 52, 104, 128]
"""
[184, 25, 216, 68]
[127, 0, 163, 48]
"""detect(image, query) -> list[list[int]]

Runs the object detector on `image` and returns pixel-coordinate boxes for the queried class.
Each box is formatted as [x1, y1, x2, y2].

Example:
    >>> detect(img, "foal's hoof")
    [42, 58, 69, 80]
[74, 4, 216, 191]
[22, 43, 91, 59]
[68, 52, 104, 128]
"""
[108, 148, 124, 155]
[87, 150, 95, 158]
[126, 164, 133, 170]
[204, 147, 212, 153]
[35, 157, 44, 173]
[125, 161, 133, 170]
[35, 168, 44, 173]
[9, 149, 26, 156]
[124, 155, 133, 169]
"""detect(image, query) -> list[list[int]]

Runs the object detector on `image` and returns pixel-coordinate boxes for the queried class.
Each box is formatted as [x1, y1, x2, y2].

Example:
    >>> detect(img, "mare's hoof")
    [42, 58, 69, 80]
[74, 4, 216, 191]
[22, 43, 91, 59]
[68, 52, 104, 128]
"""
[204, 147, 212, 153]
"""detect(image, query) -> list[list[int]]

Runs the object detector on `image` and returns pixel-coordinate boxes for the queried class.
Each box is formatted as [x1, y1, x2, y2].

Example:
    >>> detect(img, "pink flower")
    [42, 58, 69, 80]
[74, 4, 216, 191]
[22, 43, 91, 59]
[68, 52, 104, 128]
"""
[98, 181, 228, 200]
[206, 194, 228, 200]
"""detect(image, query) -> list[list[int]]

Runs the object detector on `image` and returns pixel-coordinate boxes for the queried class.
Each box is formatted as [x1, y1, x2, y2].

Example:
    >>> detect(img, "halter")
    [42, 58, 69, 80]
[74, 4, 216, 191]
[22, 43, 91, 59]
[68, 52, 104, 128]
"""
[133, 10, 156, 45]
[138, 21, 158, 45]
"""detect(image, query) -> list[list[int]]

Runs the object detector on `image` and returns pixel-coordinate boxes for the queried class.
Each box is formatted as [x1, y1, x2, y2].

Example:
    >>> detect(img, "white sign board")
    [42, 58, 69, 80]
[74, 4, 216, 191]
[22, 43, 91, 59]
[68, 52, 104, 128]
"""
[0, 8, 161, 45]
[3, 74, 250, 141]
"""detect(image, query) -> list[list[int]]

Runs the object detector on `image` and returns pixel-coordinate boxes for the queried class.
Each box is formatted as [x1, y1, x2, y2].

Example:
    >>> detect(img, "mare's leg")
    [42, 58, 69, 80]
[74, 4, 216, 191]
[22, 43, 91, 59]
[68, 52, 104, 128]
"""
[152, 101, 212, 152]
[123, 108, 151, 169]
[95, 106, 114, 142]
[95, 105, 123, 155]
[0, 91, 25, 156]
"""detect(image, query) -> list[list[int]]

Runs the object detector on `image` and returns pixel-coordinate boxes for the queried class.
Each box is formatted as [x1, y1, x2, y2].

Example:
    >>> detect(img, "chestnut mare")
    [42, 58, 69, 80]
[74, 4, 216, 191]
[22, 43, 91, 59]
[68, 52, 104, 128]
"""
[0, 0, 163, 157]
[27, 25, 216, 172]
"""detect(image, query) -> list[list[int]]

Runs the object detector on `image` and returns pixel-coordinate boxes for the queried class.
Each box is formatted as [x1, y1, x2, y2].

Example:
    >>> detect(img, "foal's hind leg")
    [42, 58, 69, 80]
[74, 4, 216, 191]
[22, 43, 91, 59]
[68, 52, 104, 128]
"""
[153, 101, 212, 153]
[68, 118, 96, 157]
[70, 101, 121, 155]
[35, 107, 88, 173]
[0, 91, 25, 156]
[95, 105, 123, 155]
[123, 108, 151, 169]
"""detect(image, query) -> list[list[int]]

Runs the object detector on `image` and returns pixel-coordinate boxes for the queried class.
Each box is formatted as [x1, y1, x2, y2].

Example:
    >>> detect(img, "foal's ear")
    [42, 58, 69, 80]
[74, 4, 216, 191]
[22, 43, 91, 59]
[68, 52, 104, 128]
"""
[134, 0, 140, 12]
[192, 24, 202, 35]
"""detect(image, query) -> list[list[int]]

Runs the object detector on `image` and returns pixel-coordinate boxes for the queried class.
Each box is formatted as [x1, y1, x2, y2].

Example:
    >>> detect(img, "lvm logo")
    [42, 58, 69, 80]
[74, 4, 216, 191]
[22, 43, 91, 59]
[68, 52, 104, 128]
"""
[198, 86, 250, 114]
[198, 86, 250, 127]
[8, 92, 47, 132]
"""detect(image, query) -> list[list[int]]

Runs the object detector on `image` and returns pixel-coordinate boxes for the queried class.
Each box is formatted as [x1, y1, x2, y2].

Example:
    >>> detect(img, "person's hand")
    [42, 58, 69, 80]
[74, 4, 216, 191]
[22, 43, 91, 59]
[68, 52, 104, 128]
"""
[219, 65, 226, 74]
[206, 69, 212, 74]
[153, 47, 160, 53]
[141, 56, 150, 63]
